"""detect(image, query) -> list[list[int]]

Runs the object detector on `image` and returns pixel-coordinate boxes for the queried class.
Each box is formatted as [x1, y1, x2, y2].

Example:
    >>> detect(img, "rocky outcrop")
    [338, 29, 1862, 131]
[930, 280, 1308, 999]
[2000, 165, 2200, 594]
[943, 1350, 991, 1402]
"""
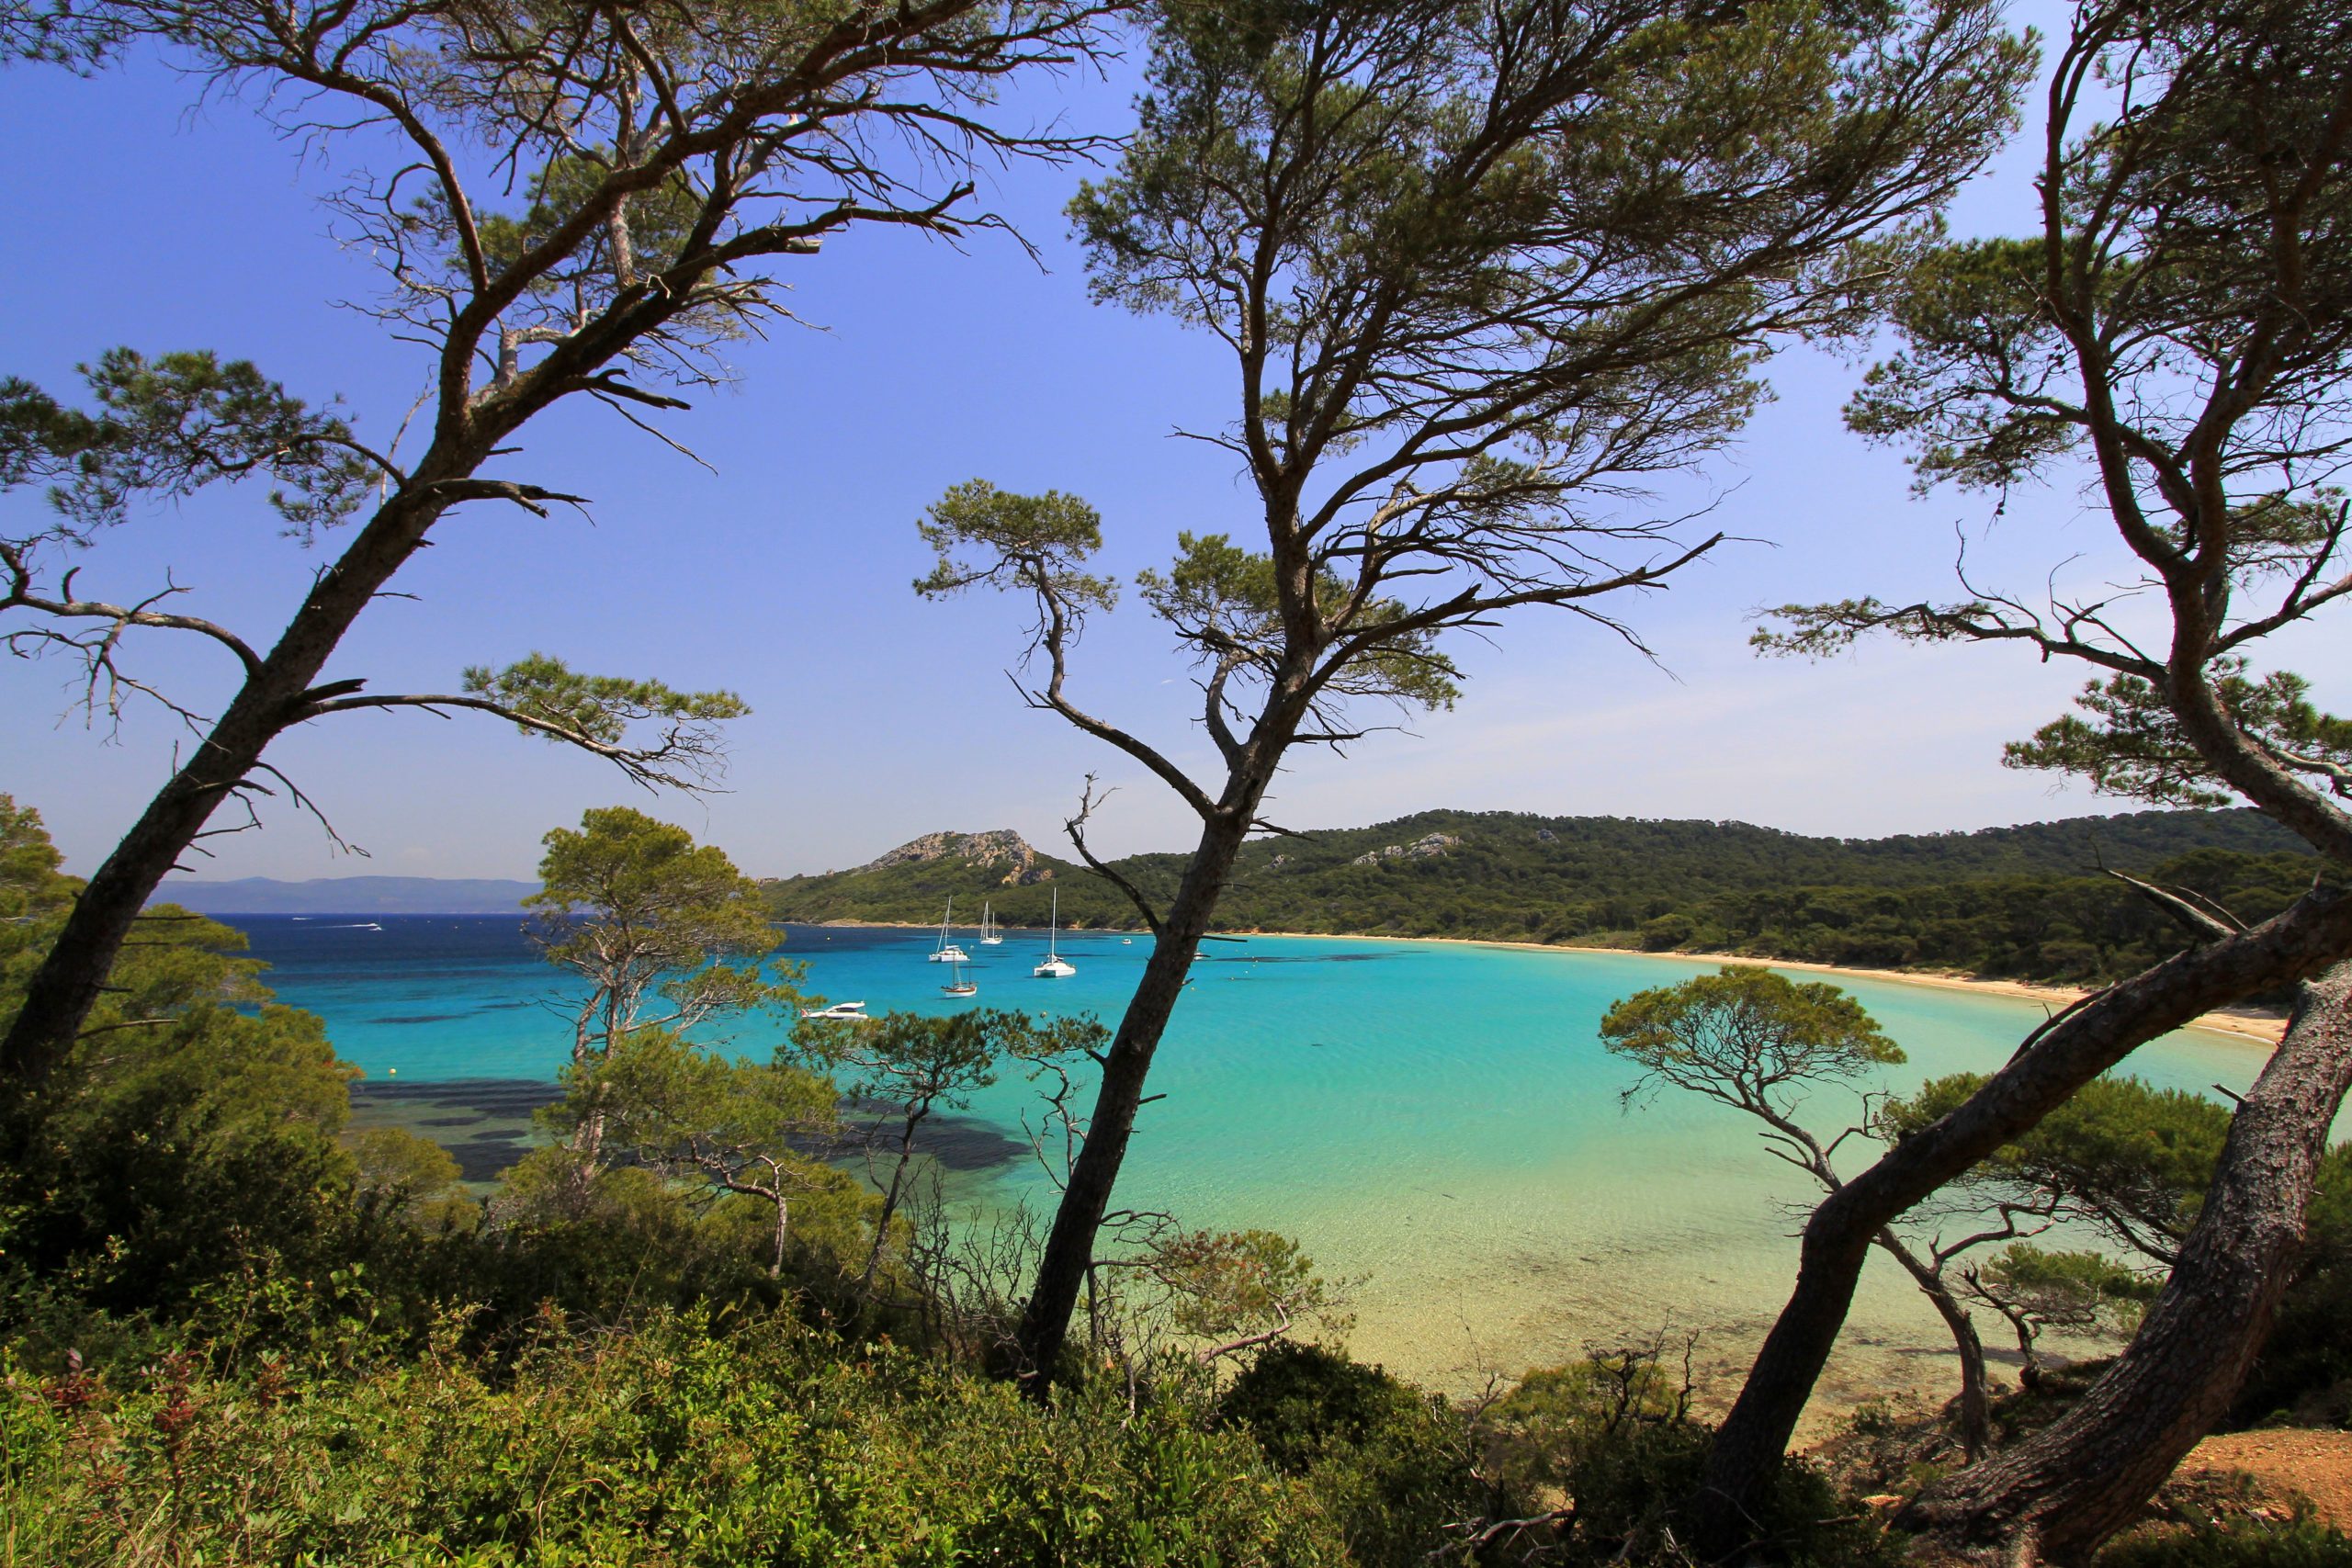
[1351, 831, 1463, 866]
[857, 829, 1054, 886]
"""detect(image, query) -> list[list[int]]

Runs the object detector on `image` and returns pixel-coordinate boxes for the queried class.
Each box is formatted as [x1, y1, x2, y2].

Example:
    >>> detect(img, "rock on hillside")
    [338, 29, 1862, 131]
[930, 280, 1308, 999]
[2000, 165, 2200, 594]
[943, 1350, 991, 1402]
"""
[857, 829, 1055, 886]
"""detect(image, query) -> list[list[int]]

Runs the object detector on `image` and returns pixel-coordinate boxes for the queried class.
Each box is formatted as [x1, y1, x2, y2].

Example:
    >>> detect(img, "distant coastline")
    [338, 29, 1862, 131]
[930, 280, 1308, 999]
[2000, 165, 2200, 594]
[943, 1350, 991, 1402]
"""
[1245, 930, 2291, 1048]
[155, 875, 540, 916]
[791, 917, 2289, 1047]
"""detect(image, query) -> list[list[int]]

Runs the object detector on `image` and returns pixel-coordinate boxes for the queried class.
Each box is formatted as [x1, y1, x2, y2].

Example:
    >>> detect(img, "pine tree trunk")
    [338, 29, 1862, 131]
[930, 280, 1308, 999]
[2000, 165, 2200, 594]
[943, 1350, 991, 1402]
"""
[1011, 808, 1252, 1383]
[1690, 892, 2352, 1560]
[0, 490, 455, 1097]
[1878, 1230, 1993, 1462]
[3, 692, 302, 1089]
[1894, 961, 2352, 1562]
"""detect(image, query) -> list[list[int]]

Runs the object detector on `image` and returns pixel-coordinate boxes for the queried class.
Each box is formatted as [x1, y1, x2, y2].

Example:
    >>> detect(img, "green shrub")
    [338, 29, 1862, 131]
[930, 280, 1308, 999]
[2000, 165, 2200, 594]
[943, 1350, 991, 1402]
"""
[1539, 1419, 1893, 1568]
[1, 1308, 1340, 1567]
[1477, 1351, 1691, 1501]
[2100, 1518, 2352, 1568]
[1638, 913, 1697, 951]
[1221, 1342, 1422, 1473]
[1219, 1344, 1480, 1567]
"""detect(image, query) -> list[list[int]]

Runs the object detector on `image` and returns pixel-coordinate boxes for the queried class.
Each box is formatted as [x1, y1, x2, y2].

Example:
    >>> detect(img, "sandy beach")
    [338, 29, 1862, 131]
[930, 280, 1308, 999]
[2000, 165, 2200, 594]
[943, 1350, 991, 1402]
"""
[335, 915, 2277, 1417]
[1512, 942, 2290, 1046]
[1173, 927, 2292, 1048]
[801, 917, 2291, 1046]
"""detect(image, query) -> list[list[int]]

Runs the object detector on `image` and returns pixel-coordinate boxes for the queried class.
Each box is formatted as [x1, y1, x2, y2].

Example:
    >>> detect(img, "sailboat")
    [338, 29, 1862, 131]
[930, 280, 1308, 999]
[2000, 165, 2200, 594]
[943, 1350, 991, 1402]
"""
[1032, 887, 1076, 978]
[929, 897, 968, 964]
[978, 900, 1003, 945]
[940, 955, 978, 998]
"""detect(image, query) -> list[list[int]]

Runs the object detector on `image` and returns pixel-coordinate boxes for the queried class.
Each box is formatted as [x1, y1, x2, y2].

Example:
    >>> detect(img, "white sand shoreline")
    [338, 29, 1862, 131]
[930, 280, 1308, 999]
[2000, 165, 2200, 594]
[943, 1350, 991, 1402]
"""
[789, 918, 2289, 1047]
[1238, 930, 2289, 1048]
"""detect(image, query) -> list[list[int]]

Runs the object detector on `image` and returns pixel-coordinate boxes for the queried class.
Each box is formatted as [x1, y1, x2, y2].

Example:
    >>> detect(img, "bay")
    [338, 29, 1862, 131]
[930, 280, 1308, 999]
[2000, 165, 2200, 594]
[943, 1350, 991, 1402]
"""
[234, 913, 2274, 1413]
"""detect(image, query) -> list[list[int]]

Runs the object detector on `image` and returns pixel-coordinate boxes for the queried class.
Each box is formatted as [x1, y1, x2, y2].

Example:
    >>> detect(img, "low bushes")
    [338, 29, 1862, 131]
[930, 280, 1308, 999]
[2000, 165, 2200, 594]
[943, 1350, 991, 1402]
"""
[1, 1308, 1340, 1568]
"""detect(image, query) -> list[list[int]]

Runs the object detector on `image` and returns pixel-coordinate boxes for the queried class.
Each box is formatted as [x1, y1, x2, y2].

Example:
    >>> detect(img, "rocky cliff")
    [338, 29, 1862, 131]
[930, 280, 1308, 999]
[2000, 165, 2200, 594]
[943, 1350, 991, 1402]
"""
[855, 829, 1055, 886]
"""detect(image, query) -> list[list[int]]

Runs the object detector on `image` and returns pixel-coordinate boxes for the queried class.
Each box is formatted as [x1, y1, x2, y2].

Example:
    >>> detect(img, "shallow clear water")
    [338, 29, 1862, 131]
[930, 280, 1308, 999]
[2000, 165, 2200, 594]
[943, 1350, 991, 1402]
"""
[240, 915, 2275, 1410]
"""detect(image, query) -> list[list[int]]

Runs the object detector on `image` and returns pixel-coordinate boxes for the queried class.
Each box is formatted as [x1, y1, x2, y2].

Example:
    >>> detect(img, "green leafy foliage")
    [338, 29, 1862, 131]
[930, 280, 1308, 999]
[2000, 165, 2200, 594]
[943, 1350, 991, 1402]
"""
[463, 652, 750, 747]
[1476, 1347, 1696, 1503]
[472, 154, 707, 291]
[1600, 965, 1904, 1116]
[1762, 0, 2352, 860]
[528, 805, 794, 1069]
[1884, 1074, 2234, 1263]
[1148, 1229, 1344, 1350]
[557, 1030, 857, 1274]
[767, 807, 2319, 986]
[0, 347, 375, 541]
[346, 1125, 478, 1235]
[0, 1308, 1343, 1567]
[0, 797, 70, 930]
[0, 797, 456, 1354]
[1669, 848, 2329, 982]
[915, 480, 1119, 624]
[2100, 1517, 2352, 1568]
[1883, 1069, 2352, 1426]
[816, 1007, 1107, 1292]
[1134, 532, 1462, 714]
[1217, 1343, 1478, 1567]
[2008, 665, 2352, 810]
[1973, 1243, 2154, 1325]
[480, 1147, 859, 1323]
[1962, 1242, 2156, 1382]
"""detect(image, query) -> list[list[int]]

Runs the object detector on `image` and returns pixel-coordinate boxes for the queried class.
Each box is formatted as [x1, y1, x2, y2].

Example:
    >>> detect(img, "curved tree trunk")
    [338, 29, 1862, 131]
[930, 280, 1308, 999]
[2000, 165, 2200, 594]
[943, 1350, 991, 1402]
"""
[1878, 1230, 1993, 1463]
[1011, 807, 1254, 1383]
[0, 488, 455, 1098]
[1894, 961, 2352, 1563]
[1691, 892, 2352, 1560]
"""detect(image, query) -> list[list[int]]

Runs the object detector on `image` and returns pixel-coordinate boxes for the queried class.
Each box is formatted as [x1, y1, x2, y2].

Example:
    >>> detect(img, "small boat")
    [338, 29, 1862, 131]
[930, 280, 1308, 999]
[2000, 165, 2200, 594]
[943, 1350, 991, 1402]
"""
[800, 1000, 873, 1021]
[929, 897, 969, 964]
[978, 900, 1003, 945]
[941, 955, 978, 998]
[1121, 937, 1133, 945]
[1033, 888, 1076, 978]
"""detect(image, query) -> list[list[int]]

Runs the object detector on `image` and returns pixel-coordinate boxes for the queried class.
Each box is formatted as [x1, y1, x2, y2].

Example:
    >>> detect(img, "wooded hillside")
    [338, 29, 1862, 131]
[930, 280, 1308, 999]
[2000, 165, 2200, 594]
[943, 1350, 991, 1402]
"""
[765, 808, 2324, 983]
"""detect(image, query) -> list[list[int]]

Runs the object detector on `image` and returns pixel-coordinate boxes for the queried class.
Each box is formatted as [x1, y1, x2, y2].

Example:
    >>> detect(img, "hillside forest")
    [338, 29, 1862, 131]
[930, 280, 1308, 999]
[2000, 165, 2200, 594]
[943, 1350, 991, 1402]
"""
[769, 809, 2333, 986]
[5, 0, 2352, 1563]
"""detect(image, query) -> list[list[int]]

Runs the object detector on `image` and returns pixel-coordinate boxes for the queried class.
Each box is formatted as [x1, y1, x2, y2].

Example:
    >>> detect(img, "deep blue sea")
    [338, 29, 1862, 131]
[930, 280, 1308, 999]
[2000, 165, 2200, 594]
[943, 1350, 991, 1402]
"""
[235, 913, 2276, 1399]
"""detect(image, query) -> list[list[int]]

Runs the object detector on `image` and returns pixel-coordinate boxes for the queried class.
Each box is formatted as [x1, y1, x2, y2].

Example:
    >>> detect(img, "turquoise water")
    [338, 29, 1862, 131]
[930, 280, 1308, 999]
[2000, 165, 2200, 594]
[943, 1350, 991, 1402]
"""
[241, 916, 2275, 1408]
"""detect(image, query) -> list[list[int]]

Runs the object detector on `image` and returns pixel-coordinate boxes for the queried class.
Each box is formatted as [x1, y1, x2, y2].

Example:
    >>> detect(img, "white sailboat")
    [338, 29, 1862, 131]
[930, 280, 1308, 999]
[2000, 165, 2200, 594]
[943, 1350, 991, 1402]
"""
[929, 897, 968, 964]
[1033, 887, 1076, 978]
[940, 954, 978, 998]
[978, 900, 1003, 945]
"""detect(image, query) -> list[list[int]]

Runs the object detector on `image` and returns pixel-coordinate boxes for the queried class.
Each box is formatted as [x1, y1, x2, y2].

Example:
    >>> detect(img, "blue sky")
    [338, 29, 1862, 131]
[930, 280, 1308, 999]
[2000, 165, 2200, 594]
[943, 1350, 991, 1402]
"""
[6, 9, 2346, 882]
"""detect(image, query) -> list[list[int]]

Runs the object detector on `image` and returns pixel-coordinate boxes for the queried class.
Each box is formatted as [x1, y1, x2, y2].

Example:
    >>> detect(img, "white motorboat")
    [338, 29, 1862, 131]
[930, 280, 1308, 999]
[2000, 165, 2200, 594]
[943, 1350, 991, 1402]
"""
[929, 897, 969, 964]
[800, 1000, 873, 1021]
[1033, 888, 1076, 978]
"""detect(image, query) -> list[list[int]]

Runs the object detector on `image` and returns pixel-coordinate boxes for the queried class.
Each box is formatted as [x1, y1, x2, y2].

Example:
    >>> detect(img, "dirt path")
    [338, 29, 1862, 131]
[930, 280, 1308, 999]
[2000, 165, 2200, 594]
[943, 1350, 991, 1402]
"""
[2177, 1429, 2352, 1528]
